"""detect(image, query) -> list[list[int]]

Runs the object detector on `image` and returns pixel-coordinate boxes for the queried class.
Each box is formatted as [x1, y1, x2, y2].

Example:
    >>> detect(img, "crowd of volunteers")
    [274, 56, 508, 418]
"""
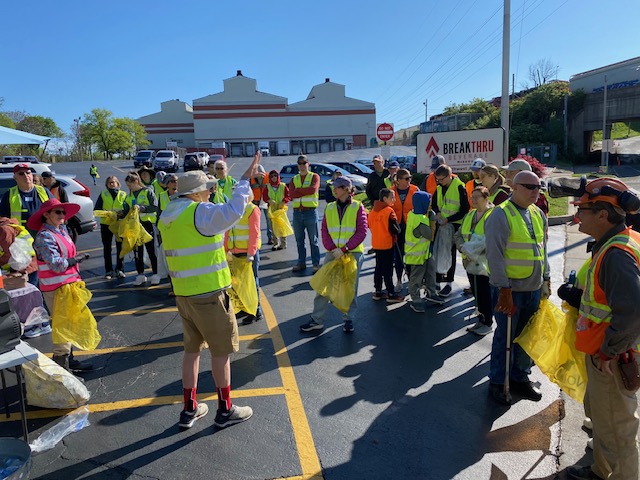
[4, 151, 639, 479]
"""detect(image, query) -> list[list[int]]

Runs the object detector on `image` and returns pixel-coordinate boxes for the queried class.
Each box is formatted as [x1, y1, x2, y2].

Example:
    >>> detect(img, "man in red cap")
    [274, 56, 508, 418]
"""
[562, 178, 640, 480]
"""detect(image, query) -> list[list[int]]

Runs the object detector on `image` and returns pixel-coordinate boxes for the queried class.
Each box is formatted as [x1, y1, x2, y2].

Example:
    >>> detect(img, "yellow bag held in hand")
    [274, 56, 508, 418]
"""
[515, 299, 587, 403]
[268, 205, 293, 238]
[118, 207, 153, 258]
[93, 209, 117, 226]
[309, 254, 357, 313]
[51, 281, 102, 351]
[227, 253, 258, 315]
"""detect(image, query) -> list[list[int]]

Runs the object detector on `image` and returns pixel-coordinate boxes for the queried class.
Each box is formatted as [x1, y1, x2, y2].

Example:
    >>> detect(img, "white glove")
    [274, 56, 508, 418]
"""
[332, 249, 344, 260]
[541, 280, 551, 299]
[246, 255, 254, 263]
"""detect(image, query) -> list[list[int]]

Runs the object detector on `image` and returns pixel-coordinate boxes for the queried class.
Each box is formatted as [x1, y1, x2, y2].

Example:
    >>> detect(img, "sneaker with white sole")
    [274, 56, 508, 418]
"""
[466, 321, 483, 332]
[214, 404, 253, 428]
[179, 402, 209, 429]
[439, 284, 452, 297]
[116, 270, 126, 278]
[410, 302, 426, 313]
[22, 326, 44, 339]
[300, 319, 324, 332]
[424, 293, 445, 305]
[105, 271, 114, 280]
[133, 275, 147, 286]
[472, 324, 493, 336]
[39, 324, 52, 335]
[342, 319, 354, 333]
[149, 274, 162, 285]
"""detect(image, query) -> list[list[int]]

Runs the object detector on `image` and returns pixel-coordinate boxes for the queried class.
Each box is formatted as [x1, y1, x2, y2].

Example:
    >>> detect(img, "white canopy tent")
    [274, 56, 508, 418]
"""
[0, 125, 51, 145]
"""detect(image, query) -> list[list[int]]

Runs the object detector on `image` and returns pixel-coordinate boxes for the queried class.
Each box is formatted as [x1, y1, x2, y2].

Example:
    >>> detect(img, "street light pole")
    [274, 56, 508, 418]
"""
[501, 0, 511, 165]
[601, 75, 608, 171]
[74, 117, 81, 161]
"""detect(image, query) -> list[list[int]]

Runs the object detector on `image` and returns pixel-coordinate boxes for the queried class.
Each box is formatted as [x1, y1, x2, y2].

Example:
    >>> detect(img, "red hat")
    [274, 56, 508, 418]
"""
[13, 163, 31, 173]
[26, 198, 81, 231]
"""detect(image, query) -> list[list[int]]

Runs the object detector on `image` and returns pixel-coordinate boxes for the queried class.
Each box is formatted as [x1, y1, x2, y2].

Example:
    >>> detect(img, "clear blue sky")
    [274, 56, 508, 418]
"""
[2, 0, 638, 137]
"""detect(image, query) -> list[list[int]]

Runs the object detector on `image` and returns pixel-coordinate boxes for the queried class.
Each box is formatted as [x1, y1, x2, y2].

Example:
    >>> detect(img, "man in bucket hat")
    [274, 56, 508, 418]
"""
[157, 152, 262, 430]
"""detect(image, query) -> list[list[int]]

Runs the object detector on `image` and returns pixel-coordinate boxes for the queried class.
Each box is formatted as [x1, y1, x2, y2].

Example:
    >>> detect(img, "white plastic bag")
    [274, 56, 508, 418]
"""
[29, 406, 90, 453]
[461, 233, 486, 261]
[8, 237, 33, 271]
[22, 350, 91, 409]
[23, 306, 51, 327]
[434, 223, 454, 274]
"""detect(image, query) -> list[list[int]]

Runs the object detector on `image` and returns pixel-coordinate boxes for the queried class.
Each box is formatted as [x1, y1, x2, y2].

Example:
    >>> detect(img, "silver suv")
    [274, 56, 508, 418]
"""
[153, 150, 179, 173]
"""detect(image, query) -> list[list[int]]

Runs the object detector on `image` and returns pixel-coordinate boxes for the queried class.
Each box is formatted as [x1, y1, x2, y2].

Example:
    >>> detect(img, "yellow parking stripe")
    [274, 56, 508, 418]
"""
[93, 307, 178, 317]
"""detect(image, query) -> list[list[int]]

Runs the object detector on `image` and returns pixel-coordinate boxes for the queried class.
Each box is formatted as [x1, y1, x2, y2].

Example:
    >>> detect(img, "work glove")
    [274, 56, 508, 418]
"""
[332, 249, 344, 260]
[557, 283, 583, 309]
[541, 280, 551, 300]
[137, 205, 146, 213]
[75, 253, 90, 263]
[246, 255, 254, 263]
[495, 287, 514, 315]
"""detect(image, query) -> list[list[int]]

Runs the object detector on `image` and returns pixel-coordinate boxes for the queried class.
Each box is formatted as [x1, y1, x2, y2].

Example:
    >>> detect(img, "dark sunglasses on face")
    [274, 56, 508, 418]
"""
[52, 209, 66, 215]
[518, 183, 542, 190]
[215, 167, 225, 170]
[297, 162, 307, 166]
[16, 171, 32, 176]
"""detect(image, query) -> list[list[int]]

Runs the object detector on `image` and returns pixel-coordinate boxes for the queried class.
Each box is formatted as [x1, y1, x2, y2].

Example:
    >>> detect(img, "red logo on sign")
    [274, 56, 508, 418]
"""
[376, 123, 394, 142]
[426, 137, 439, 158]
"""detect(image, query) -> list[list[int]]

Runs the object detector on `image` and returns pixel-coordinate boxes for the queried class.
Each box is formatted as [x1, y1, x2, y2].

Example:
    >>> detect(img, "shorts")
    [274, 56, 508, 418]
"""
[176, 290, 239, 355]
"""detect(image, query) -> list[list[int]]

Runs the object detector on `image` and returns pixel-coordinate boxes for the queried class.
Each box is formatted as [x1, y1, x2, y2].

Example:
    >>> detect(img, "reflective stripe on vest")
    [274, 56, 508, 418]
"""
[436, 177, 465, 224]
[226, 203, 262, 251]
[99, 190, 126, 224]
[9, 185, 49, 226]
[126, 188, 157, 223]
[157, 202, 231, 296]
[292, 174, 318, 208]
[324, 200, 364, 253]
[499, 201, 545, 279]
[159, 191, 170, 211]
[267, 184, 285, 203]
[460, 208, 492, 242]
[36, 229, 81, 292]
[404, 211, 431, 265]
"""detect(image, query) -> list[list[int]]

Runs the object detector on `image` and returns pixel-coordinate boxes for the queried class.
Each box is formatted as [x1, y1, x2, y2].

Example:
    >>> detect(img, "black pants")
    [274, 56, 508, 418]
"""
[436, 223, 460, 283]
[374, 248, 395, 294]
[393, 223, 406, 280]
[467, 273, 493, 326]
[134, 221, 157, 275]
[100, 224, 123, 273]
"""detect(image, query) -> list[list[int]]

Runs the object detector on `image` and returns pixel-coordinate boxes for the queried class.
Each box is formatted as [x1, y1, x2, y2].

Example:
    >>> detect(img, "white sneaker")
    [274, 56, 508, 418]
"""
[133, 275, 147, 286]
[472, 324, 493, 336]
[149, 274, 162, 285]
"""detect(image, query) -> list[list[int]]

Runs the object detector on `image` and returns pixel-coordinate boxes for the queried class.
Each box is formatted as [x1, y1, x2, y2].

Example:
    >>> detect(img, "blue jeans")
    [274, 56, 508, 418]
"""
[251, 250, 262, 316]
[293, 209, 320, 267]
[262, 208, 273, 242]
[311, 252, 364, 323]
[489, 287, 541, 384]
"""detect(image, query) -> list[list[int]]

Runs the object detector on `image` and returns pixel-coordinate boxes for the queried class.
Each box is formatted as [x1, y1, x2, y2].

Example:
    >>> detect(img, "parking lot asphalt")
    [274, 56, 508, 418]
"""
[1, 153, 637, 479]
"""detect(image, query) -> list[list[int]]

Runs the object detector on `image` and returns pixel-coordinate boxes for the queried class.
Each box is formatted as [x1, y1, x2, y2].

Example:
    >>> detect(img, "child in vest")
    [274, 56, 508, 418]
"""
[368, 188, 403, 303]
[263, 170, 291, 250]
[405, 191, 443, 313]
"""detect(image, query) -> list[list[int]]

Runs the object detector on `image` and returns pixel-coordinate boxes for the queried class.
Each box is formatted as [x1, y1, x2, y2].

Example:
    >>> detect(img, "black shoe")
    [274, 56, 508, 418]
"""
[439, 284, 452, 297]
[242, 312, 263, 325]
[69, 357, 93, 372]
[490, 383, 513, 405]
[511, 381, 542, 401]
[566, 465, 603, 480]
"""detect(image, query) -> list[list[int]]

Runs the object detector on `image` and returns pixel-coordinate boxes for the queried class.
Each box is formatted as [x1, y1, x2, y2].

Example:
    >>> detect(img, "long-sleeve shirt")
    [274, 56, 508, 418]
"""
[33, 224, 75, 273]
[289, 173, 319, 200]
[485, 200, 549, 291]
[591, 223, 640, 357]
[321, 198, 368, 252]
[262, 183, 291, 205]
[366, 169, 390, 203]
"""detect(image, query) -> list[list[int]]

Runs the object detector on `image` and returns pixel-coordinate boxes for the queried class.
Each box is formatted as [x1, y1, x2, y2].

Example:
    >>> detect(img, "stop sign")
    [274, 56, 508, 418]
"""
[376, 123, 394, 142]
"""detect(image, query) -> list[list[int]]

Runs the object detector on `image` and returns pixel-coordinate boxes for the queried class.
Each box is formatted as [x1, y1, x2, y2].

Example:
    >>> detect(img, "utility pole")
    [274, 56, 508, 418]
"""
[423, 99, 428, 123]
[501, 0, 511, 165]
[601, 74, 608, 172]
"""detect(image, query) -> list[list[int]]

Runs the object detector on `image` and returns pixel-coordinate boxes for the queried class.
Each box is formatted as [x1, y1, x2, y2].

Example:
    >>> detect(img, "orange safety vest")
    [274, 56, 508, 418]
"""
[465, 179, 481, 203]
[368, 205, 394, 250]
[425, 173, 437, 196]
[575, 228, 640, 354]
[250, 174, 267, 205]
[391, 184, 419, 224]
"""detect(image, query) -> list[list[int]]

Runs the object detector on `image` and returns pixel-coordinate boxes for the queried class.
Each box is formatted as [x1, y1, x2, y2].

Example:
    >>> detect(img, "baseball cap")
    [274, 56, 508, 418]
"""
[13, 163, 31, 173]
[388, 160, 400, 168]
[431, 155, 445, 171]
[502, 159, 532, 172]
[41, 171, 53, 178]
[332, 177, 352, 189]
[470, 158, 486, 171]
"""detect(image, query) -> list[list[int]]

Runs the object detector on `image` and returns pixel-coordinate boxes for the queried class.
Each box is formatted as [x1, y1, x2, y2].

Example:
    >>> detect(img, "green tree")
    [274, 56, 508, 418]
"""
[17, 115, 63, 138]
[115, 117, 150, 154]
[0, 113, 15, 129]
[442, 98, 496, 117]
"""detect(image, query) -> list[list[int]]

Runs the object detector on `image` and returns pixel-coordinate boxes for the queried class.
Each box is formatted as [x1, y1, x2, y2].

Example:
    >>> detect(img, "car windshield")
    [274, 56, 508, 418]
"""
[156, 152, 173, 158]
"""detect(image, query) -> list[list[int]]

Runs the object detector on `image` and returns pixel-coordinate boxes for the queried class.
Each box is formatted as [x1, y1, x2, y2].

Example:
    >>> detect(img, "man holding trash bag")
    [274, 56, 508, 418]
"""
[157, 152, 261, 430]
[485, 171, 550, 405]
[560, 178, 640, 480]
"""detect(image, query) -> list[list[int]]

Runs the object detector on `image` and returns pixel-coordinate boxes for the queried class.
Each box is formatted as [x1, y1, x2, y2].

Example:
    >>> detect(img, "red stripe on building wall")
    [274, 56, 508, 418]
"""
[194, 109, 375, 120]
[145, 129, 195, 134]
[193, 104, 287, 111]
[141, 123, 194, 128]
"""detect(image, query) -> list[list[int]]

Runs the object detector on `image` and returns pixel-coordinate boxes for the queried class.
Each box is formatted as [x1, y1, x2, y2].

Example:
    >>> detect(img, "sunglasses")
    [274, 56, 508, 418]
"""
[297, 162, 308, 166]
[270, 174, 278, 177]
[16, 171, 32, 176]
[214, 167, 225, 170]
[398, 176, 411, 181]
[518, 183, 542, 190]
[52, 209, 66, 215]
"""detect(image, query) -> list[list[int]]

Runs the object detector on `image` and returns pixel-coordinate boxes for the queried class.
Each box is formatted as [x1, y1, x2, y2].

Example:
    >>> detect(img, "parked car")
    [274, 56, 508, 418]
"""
[389, 155, 417, 173]
[0, 173, 96, 237]
[133, 150, 156, 168]
[1, 155, 40, 164]
[208, 154, 226, 165]
[0, 162, 52, 175]
[153, 150, 179, 173]
[183, 153, 204, 172]
[328, 161, 373, 176]
[278, 163, 368, 198]
[260, 147, 270, 157]
[354, 158, 374, 169]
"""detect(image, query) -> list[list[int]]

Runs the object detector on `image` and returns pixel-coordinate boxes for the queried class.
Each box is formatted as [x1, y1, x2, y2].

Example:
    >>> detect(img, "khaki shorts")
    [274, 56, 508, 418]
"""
[176, 290, 239, 355]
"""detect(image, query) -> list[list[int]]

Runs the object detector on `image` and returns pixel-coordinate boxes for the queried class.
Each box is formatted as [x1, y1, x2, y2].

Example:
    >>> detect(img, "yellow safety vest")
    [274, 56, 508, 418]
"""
[292, 174, 318, 208]
[158, 202, 231, 296]
[125, 188, 157, 224]
[159, 190, 170, 212]
[384, 177, 392, 189]
[500, 201, 545, 279]
[0, 223, 35, 270]
[226, 203, 262, 251]
[267, 184, 285, 204]
[460, 208, 492, 242]
[324, 200, 364, 253]
[219, 177, 236, 201]
[9, 185, 49, 226]
[404, 211, 431, 265]
[99, 190, 126, 225]
[436, 177, 465, 224]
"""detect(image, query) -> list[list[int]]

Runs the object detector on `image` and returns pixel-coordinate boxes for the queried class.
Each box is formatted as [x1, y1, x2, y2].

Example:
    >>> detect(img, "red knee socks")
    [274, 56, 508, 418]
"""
[217, 386, 232, 412]
[183, 388, 197, 412]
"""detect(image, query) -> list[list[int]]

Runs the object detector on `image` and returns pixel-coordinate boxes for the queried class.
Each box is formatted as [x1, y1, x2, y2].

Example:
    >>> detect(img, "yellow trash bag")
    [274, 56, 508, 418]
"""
[227, 253, 258, 315]
[268, 205, 293, 238]
[93, 209, 117, 225]
[51, 281, 102, 351]
[118, 207, 153, 258]
[309, 254, 357, 313]
[515, 299, 587, 403]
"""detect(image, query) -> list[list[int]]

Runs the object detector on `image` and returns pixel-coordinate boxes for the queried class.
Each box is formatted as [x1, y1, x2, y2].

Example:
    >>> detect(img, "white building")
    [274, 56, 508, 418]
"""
[138, 71, 376, 156]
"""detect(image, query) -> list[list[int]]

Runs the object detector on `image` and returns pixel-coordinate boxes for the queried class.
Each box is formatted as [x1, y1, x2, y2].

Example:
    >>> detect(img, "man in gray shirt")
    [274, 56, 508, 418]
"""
[485, 171, 550, 405]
